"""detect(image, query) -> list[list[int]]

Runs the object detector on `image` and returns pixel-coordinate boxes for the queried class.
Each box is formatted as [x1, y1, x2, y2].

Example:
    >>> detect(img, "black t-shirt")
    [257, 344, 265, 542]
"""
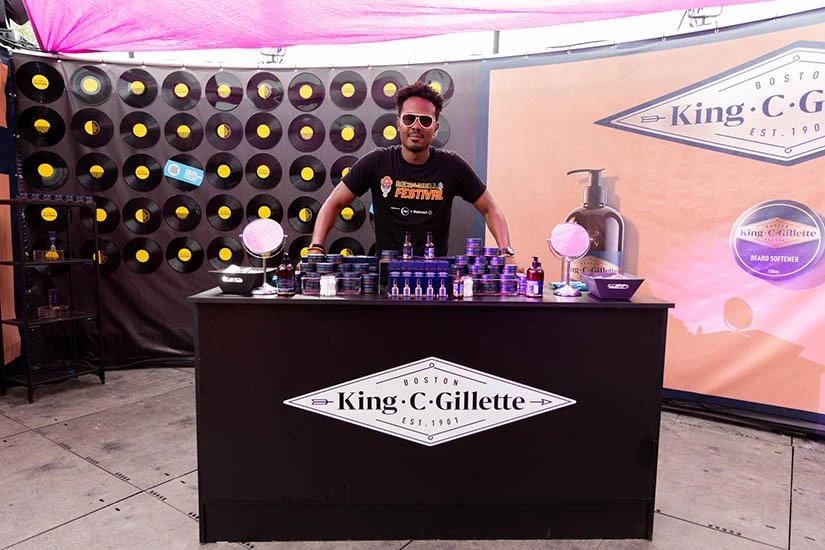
[342, 146, 486, 256]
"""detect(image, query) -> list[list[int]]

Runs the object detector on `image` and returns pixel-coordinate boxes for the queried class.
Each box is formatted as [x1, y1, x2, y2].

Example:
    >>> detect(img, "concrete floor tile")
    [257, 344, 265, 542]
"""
[790, 439, 825, 550]
[661, 410, 791, 446]
[244, 541, 409, 550]
[37, 385, 197, 490]
[2, 367, 195, 429]
[0, 430, 138, 548]
[0, 414, 27, 438]
[4, 492, 245, 550]
[149, 471, 199, 520]
[406, 539, 600, 549]
[656, 414, 791, 548]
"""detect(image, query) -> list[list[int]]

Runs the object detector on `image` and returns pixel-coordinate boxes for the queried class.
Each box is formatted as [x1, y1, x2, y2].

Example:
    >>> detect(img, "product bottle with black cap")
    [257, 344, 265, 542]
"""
[276, 252, 295, 296]
[565, 168, 625, 280]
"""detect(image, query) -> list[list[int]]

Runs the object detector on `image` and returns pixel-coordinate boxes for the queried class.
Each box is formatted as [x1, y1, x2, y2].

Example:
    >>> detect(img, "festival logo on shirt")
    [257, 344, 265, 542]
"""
[380, 175, 393, 198]
[394, 180, 444, 200]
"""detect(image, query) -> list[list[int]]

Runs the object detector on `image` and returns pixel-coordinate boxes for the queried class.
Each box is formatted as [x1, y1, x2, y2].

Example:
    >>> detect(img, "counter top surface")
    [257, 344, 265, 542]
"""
[190, 286, 674, 309]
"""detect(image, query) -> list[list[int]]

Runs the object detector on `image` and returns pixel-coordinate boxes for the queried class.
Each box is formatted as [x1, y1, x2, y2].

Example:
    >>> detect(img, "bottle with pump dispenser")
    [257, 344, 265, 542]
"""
[565, 168, 624, 280]
[525, 256, 544, 298]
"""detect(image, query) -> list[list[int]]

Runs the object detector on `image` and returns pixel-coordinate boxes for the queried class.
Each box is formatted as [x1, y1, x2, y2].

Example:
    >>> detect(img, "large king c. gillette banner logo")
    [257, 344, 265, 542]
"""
[597, 41, 825, 166]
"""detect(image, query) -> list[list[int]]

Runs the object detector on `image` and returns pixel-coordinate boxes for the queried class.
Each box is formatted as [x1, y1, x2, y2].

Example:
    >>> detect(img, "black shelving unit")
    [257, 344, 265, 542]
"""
[0, 196, 105, 403]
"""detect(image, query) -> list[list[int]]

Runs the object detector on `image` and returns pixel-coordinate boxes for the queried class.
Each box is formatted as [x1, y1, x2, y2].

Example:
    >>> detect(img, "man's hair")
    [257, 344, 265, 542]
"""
[395, 81, 444, 120]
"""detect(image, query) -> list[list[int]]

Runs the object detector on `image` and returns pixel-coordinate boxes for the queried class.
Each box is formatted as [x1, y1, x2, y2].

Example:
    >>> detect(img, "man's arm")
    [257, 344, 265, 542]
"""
[472, 189, 511, 250]
[310, 182, 358, 250]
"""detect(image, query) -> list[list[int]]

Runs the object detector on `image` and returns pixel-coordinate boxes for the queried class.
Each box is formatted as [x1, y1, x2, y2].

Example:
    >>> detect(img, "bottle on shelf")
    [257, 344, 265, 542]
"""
[426, 279, 435, 299]
[45, 231, 60, 260]
[276, 253, 295, 296]
[402, 277, 411, 298]
[402, 231, 413, 260]
[424, 231, 435, 260]
[526, 256, 544, 298]
[452, 271, 464, 300]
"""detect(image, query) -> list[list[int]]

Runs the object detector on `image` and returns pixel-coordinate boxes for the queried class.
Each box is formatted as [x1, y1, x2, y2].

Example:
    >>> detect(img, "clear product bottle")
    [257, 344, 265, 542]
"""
[526, 256, 544, 298]
[414, 279, 423, 299]
[402, 278, 411, 298]
[452, 272, 464, 299]
[45, 231, 60, 260]
[438, 280, 447, 299]
[276, 253, 295, 296]
[426, 279, 435, 299]
[391, 279, 400, 298]
[402, 231, 413, 260]
[565, 168, 625, 280]
[424, 231, 435, 260]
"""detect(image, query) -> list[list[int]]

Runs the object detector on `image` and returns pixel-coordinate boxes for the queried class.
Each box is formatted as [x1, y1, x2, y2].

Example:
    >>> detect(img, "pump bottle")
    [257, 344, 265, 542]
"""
[525, 256, 544, 298]
[565, 168, 624, 280]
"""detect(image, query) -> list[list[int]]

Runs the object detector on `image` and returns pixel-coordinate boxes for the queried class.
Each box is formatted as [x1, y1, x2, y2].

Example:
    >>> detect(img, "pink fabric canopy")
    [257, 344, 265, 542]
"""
[23, 0, 757, 54]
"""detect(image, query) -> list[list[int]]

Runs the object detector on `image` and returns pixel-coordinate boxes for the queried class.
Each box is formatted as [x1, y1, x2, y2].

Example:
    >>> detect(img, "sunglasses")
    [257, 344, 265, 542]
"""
[399, 113, 436, 129]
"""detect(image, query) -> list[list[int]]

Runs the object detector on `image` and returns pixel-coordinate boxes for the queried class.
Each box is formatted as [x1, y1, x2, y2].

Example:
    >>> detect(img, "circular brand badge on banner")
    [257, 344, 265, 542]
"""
[730, 199, 825, 280]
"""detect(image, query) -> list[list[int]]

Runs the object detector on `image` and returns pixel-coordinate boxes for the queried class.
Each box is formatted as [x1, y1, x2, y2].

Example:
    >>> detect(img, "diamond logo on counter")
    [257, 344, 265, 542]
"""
[284, 356, 576, 446]
[596, 41, 825, 166]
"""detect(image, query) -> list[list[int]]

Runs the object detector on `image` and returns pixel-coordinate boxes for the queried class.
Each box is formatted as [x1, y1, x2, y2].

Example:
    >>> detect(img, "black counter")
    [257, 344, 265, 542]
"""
[190, 288, 673, 542]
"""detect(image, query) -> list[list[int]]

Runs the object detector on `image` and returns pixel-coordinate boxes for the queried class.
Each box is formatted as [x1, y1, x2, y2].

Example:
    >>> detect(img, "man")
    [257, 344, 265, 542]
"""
[307, 81, 514, 259]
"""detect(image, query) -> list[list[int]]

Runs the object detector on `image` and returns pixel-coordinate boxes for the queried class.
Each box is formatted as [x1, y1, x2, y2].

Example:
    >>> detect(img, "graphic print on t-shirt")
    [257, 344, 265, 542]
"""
[393, 180, 444, 201]
[380, 175, 392, 198]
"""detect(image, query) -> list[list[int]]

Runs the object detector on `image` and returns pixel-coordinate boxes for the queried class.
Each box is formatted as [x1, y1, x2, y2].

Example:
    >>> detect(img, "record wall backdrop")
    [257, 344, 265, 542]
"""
[11, 54, 481, 365]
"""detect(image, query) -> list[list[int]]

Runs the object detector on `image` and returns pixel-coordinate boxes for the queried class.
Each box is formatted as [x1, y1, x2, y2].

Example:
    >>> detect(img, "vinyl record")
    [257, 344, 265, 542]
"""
[22, 152, 69, 190]
[330, 155, 359, 185]
[31, 236, 70, 276]
[163, 194, 202, 231]
[25, 203, 67, 232]
[76, 153, 118, 191]
[122, 197, 162, 235]
[19, 106, 66, 146]
[120, 111, 160, 149]
[287, 196, 321, 233]
[432, 114, 450, 148]
[371, 113, 400, 147]
[334, 198, 366, 233]
[289, 155, 326, 192]
[371, 70, 407, 109]
[245, 112, 282, 149]
[208, 236, 245, 269]
[246, 194, 283, 223]
[80, 196, 120, 234]
[330, 71, 367, 110]
[368, 243, 377, 256]
[123, 154, 163, 192]
[81, 238, 121, 275]
[246, 72, 284, 110]
[288, 72, 325, 112]
[165, 112, 204, 151]
[206, 72, 243, 111]
[206, 194, 243, 231]
[124, 237, 162, 274]
[71, 108, 114, 147]
[288, 114, 324, 152]
[166, 237, 204, 273]
[166, 154, 203, 192]
[162, 70, 201, 110]
[205, 113, 243, 150]
[418, 68, 455, 105]
[288, 235, 313, 261]
[117, 68, 158, 108]
[69, 66, 112, 106]
[16, 61, 65, 103]
[245, 153, 281, 190]
[329, 114, 366, 153]
[205, 152, 242, 190]
[330, 237, 365, 257]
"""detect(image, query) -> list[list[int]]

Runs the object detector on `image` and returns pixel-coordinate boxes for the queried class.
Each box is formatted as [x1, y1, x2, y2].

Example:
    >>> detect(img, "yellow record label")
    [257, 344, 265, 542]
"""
[257, 83, 272, 99]
[258, 205, 272, 219]
[132, 123, 148, 138]
[84, 120, 101, 136]
[218, 205, 232, 219]
[300, 167, 314, 181]
[217, 123, 232, 139]
[383, 125, 397, 140]
[217, 84, 232, 99]
[429, 81, 442, 94]
[37, 163, 55, 178]
[34, 118, 51, 133]
[136, 249, 150, 263]
[341, 207, 354, 221]
[41, 207, 58, 222]
[219, 247, 233, 261]
[383, 82, 397, 97]
[89, 164, 105, 179]
[299, 84, 313, 99]
[341, 126, 355, 141]
[94, 250, 108, 264]
[257, 124, 271, 139]
[96, 208, 107, 222]
[217, 164, 231, 178]
[177, 248, 192, 262]
[175, 206, 190, 219]
[342, 166, 351, 177]
[256, 165, 270, 179]
[135, 165, 150, 179]
[82, 76, 100, 94]
[174, 83, 189, 98]
[299, 207, 313, 223]
[135, 208, 151, 223]
[341, 248, 353, 256]
[177, 125, 191, 139]
[32, 74, 49, 90]
[300, 125, 314, 140]
[341, 82, 355, 98]
[130, 81, 146, 95]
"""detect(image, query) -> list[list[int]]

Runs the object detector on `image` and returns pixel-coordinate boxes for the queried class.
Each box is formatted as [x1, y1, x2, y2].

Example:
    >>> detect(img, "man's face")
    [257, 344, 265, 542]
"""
[397, 96, 439, 154]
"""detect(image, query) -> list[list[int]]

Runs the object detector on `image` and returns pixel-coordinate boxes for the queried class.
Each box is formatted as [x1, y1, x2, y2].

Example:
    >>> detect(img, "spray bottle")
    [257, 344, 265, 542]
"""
[565, 168, 624, 280]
